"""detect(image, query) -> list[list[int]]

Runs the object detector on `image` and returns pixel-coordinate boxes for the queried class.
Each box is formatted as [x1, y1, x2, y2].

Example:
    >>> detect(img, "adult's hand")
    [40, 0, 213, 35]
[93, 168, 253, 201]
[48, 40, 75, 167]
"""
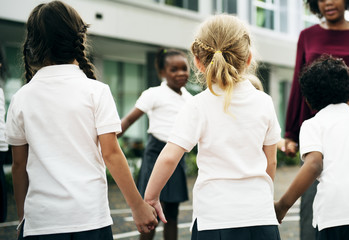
[284, 138, 298, 157]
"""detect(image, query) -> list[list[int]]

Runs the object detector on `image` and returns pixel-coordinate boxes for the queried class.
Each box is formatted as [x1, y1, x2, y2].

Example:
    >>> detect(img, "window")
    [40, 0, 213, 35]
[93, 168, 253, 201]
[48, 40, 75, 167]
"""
[251, 0, 288, 33]
[212, 0, 237, 14]
[302, 6, 319, 29]
[103, 60, 147, 140]
[155, 0, 199, 11]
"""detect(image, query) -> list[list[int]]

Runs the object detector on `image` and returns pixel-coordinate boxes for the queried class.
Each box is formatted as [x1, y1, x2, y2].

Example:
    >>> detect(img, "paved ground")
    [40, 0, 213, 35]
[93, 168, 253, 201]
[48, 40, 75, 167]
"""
[0, 165, 300, 240]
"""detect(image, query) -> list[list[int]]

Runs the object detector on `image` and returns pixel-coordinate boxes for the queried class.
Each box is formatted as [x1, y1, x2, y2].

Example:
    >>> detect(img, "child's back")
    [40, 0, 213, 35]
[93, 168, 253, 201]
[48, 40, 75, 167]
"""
[6, 1, 157, 238]
[172, 79, 279, 230]
[275, 55, 349, 239]
[7, 64, 115, 234]
[300, 103, 349, 230]
[145, 15, 282, 240]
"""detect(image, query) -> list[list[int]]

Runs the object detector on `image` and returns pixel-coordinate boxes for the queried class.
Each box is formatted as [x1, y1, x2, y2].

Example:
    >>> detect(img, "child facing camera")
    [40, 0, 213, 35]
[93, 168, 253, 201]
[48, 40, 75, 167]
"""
[275, 55, 349, 240]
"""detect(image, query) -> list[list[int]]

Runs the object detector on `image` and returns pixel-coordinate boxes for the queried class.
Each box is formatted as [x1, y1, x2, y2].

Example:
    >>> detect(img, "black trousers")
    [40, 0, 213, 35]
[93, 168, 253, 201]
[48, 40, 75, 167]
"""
[191, 219, 280, 240]
[18, 222, 113, 240]
[316, 225, 349, 240]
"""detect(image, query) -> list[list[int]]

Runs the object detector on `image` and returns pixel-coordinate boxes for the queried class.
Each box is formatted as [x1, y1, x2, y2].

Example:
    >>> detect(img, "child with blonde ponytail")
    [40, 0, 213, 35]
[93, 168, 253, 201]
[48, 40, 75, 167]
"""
[144, 14, 281, 240]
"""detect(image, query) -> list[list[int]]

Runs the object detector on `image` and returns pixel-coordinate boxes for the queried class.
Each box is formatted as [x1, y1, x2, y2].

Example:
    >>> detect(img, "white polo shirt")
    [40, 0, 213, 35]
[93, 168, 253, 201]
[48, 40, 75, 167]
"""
[168, 80, 281, 231]
[135, 81, 192, 142]
[6, 65, 121, 237]
[300, 103, 349, 231]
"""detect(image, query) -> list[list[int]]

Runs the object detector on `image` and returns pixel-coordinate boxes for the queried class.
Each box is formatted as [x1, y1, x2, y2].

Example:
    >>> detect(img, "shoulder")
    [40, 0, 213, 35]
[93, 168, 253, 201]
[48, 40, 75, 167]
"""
[298, 24, 321, 42]
[141, 85, 163, 95]
[301, 24, 321, 35]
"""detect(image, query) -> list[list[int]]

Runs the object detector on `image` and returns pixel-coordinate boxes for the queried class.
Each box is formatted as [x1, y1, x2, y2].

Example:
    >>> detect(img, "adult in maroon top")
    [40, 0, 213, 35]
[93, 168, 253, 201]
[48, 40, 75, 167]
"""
[285, 0, 349, 156]
[284, 1, 349, 240]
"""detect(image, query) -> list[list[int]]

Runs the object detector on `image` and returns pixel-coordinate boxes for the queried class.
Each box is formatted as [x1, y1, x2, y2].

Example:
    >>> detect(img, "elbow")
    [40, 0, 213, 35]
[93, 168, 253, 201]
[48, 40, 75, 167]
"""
[305, 152, 323, 177]
[310, 160, 323, 177]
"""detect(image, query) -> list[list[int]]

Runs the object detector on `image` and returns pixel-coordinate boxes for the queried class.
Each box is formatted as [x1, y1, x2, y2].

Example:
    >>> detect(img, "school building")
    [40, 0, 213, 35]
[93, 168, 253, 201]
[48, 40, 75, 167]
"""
[0, 0, 318, 145]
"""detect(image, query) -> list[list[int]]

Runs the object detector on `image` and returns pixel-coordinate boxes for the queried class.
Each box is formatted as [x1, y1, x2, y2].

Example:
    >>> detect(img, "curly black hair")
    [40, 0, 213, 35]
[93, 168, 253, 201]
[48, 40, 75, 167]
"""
[299, 54, 349, 111]
[305, 0, 349, 18]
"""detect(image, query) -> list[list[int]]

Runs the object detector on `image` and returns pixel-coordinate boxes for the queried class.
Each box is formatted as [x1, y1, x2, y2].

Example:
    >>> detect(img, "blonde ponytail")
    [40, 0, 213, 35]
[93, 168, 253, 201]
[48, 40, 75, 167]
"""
[191, 15, 253, 114]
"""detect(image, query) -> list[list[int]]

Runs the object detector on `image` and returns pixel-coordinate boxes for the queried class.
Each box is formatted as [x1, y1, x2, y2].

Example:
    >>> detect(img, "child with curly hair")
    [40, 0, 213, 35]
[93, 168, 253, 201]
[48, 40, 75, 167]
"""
[275, 55, 349, 240]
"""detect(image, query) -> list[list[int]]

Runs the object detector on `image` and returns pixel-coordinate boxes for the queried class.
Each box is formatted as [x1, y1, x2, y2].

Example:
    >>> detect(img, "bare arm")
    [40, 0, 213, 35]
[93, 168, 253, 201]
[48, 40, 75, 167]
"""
[274, 151, 323, 223]
[99, 133, 157, 232]
[144, 142, 186, 223]
[263, 144, 277, 181]
[117, 108, 144, 137]
[11, 144, 29, 221]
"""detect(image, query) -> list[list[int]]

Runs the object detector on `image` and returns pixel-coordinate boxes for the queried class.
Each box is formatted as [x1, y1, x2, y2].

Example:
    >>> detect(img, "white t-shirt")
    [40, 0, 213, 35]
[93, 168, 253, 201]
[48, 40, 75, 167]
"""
[135, 81, 192, 142]
[168, 80, 281, 231]
[6, 65, 121, 237]
[300, 103, 349, 231]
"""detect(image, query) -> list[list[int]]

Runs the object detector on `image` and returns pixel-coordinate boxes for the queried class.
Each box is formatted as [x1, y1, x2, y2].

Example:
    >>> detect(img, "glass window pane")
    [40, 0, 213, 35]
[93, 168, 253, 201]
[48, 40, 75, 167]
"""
[279, 0, 288, 33]
[123, 63, 147, 140]
[103, 60, 119, 101]
[165, 0, 182, 8]
[187, 0, 198, 11]
[256, 7, 274, 30]
[227, 0, 237, 14]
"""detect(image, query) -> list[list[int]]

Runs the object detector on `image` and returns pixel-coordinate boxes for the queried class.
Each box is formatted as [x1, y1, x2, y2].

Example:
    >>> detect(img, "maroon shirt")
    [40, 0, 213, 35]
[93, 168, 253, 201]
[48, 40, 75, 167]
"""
[285, 24, 349, 143]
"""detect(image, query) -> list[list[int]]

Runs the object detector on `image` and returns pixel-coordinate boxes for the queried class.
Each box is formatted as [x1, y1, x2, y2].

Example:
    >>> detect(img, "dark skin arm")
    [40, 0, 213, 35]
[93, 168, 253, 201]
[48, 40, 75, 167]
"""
[117, 108, 144, 138]
[274, 151, 323, 223]
[11, 144, 29, 222]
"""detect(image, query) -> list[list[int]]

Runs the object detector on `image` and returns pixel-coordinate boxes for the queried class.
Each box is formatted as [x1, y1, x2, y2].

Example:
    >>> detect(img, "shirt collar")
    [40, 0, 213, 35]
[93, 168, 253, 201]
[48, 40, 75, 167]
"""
[31, 64, 86, 81]
[161, 80, 188, 96]
[211, 79, 254, 95]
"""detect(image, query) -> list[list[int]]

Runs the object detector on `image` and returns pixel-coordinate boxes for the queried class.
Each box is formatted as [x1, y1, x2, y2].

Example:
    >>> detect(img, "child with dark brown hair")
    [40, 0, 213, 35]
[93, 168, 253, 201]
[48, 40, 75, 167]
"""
[6, 1, 157, 239]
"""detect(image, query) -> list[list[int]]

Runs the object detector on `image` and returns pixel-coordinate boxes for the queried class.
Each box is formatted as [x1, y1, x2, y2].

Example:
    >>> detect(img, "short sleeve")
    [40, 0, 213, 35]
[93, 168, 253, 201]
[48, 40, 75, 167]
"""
[264, 97, 281, 145]
[168, 101, 202, 152]
[135, 88, 154, 113]
[6, 95, 27, 146]
[95, 85, 121, 135]
[299, 120, 322, 161]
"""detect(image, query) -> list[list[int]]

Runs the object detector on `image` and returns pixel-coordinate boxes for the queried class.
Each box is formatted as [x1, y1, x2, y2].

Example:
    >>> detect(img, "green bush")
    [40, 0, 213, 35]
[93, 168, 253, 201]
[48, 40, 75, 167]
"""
[185, 148, 198, 177]
[277, 149, 300, 167]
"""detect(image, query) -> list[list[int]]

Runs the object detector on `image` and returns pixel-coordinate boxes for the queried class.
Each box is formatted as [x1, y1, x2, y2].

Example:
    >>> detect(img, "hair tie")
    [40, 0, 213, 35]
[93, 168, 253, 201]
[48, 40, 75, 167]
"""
[215, 51, 222, 54]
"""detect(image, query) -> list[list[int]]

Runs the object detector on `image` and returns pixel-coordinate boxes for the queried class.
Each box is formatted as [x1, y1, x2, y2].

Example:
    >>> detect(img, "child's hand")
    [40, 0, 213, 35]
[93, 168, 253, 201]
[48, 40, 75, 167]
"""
[131, 201, 158, 233]
[274, 201, 288, 224]
[146, 198, 167, 224]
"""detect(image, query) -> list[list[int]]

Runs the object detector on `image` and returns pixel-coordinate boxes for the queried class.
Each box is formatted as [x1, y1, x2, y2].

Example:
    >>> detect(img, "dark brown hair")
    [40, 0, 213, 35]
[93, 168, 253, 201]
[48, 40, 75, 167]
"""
[305, 0, 349, 18]
[23, 1, 96, 82]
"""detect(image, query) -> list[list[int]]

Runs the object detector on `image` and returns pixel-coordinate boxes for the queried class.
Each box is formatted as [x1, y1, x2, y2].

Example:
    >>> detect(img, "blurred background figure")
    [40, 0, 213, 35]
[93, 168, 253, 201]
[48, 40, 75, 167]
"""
[119, 48, 191, 240]
[284, 0, 349, 239]
[0, 44, 9, 223]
